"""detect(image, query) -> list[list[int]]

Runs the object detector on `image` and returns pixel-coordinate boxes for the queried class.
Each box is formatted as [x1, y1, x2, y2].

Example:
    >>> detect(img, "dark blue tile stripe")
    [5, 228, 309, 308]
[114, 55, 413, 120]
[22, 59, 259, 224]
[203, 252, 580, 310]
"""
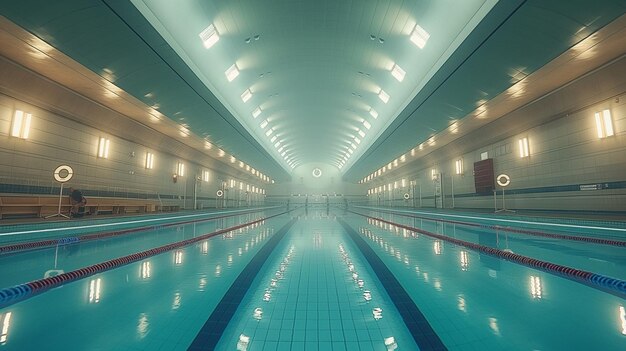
[188, 218, 297, 351]
[339, 219, 448, 351]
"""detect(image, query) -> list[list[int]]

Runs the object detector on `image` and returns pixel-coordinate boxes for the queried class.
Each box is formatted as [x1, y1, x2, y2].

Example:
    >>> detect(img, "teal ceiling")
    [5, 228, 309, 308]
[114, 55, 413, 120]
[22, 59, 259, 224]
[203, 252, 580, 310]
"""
[1, 0, 625, 183]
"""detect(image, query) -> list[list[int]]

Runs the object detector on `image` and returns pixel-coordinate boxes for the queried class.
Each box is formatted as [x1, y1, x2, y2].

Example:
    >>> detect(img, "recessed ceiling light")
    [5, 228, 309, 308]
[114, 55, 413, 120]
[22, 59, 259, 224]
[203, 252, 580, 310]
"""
[378, 89, 390, 103]
[225, 64, 239, 82]
[354, 137, 361, 144]
[199, 24, 219, 49]
[358, 130, 366, 138]
[410, 24, 430, 49]
[265, 128, 274, 137]
[363, 120, 371, 130]
[348, 148, 354, 154]
[391, 64, 405, 82]
[278, 146, 284, 152]
[369, 108, 378, 119]
[274, 141, 280, 148]
[260, 119, 269, 129]
[241, 88, 252, 102]
[252, 107, 262, 118]
[270, 135, 277, 142]
[351, 143, 357, 150]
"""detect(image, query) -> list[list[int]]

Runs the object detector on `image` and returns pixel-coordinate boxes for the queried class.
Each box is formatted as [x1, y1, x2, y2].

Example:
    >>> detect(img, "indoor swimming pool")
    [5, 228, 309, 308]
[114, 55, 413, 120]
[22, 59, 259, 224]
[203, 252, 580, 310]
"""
[0, 207, 624, 350]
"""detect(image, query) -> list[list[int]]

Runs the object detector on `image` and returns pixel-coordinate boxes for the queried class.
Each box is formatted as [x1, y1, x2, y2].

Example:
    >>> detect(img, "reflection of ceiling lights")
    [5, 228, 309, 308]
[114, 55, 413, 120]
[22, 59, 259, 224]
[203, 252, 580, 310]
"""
[198, 24, 219, 49]
[410, 24, 430, 49]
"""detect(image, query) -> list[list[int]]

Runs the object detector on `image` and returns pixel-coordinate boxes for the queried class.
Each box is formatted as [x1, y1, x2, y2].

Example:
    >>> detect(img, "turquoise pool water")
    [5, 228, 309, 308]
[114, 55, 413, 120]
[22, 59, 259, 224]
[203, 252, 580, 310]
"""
[0, 206, 624, 350]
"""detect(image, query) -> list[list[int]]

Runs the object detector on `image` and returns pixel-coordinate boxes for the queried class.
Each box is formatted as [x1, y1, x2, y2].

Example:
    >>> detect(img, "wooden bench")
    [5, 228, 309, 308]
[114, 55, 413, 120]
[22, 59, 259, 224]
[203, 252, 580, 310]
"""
[0, 195, 162, 219]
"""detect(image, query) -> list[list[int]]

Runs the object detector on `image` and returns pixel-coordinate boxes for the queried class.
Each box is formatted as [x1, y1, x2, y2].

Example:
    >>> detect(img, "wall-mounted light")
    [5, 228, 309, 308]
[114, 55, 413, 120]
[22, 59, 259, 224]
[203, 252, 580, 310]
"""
[595, 109, 614, 138]
[518, 137, 529, 158]
[455, 158, 463, 175]
[202, 170, 209, 182]
[98, 137, 110, 158]
[145, 152, 154, 169]
[11, 110, 32, 139]
[177, 162, 185, 177]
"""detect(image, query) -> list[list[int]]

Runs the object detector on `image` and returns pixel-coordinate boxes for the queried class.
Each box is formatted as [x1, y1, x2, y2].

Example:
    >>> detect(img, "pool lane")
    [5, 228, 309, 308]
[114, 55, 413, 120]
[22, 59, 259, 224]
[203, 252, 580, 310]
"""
[356, 210, 626, 281]
[214, 210, 421, 351]
[341, 211, 626, 350]
[0, 209, 285, 288]
[0, 211, 294, 350]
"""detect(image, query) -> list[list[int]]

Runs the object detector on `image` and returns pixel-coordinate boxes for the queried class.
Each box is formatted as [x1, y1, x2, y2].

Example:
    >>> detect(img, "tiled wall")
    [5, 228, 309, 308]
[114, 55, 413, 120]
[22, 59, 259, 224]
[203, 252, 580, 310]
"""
[0, 93, 266, 209]
[366, 93, 626, 212]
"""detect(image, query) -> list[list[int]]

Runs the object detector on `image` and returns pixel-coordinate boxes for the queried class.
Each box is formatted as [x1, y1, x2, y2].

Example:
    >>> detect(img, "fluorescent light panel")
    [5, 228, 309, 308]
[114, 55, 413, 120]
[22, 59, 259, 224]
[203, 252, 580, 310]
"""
[410, 24, 430, 49]
[260, 119, 269, 129]
[145, 152, 154, 169]
[358, 130, 366, 138]
[518, 137, 529, 158]
[98, 137, 110, 158]
[363, 120, 371, 129]
[199, 24, 219, 49]
[252, 107, 262, 118]
[391, 64, 406, 82]
[378, 89, 390, 103]
[369, 108, 378, 119]
[595, 109, 614, 138]
[455, 159, 463, 175]
[241, 88, 252, 102]
[225, 64, 239, 82]
[11, 110, 32, 139]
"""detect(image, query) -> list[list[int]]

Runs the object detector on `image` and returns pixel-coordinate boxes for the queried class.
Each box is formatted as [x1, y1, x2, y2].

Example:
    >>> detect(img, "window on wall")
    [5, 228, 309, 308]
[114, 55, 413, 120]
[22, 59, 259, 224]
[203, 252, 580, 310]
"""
[11, 110, 32, 139]
[145, 152, 154, 169]
[98, 137, 110, 158]
[177, 162, 185, 176]
[202, 170, 209, 182]
[595, 109, 614, 138]
[480, 151, 488, 160]
[518, 137, 530, 158]
[431, 169, 438, 180]
[455, 159, 464, 175]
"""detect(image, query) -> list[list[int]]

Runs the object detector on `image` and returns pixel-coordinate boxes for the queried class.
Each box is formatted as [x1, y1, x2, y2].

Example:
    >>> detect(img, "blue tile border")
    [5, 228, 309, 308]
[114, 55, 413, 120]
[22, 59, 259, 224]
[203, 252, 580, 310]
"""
[338, 219, 448, 351]
[188, 218, 297, 351]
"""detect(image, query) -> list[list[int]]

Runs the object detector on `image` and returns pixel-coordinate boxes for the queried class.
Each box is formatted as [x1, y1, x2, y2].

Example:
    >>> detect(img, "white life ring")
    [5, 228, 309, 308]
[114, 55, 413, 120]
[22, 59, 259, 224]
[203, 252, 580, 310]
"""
[53, 165, 73, 183]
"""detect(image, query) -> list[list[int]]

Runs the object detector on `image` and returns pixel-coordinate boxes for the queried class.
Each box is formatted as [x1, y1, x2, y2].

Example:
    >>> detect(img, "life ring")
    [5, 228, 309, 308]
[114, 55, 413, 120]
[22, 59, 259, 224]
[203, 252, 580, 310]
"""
[496, 174, 510, 187]
[53, 165, 73, 183]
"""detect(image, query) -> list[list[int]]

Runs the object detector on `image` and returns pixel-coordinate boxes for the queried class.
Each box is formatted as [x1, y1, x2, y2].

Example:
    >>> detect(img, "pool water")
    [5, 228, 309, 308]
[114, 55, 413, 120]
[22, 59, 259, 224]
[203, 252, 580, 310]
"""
[0, 207, 624, 350]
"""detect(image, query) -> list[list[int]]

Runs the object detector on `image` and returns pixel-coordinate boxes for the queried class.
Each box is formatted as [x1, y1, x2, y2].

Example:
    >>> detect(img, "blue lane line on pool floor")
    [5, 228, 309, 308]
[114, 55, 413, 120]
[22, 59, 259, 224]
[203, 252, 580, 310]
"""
[339, 218, 448, 351]
[188, 218, 297, 351]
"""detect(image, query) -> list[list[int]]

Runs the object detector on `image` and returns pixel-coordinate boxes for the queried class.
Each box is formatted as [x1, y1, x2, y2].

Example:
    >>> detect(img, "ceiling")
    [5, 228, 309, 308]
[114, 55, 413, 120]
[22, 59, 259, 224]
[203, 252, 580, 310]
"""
[1, 0, 625, 183]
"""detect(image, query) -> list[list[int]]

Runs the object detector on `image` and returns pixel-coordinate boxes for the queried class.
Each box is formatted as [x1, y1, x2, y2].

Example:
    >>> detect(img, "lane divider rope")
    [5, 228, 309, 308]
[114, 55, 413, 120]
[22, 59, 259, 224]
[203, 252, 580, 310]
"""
[358, 207, 626, 247]
[0, 208, 271, 254]
[0, 211, 290, 309]
[349, 210, 626, 299]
